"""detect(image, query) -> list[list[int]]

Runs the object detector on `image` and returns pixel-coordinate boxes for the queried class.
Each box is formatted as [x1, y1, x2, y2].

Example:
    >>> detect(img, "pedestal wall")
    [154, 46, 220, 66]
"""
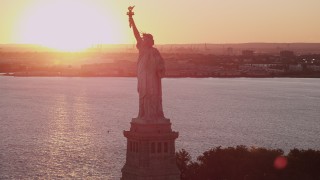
[121, 119, 180, 180]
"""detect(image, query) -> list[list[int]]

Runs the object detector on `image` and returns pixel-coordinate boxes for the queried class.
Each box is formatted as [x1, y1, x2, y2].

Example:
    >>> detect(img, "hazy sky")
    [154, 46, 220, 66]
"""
[1, 0, 319, 48]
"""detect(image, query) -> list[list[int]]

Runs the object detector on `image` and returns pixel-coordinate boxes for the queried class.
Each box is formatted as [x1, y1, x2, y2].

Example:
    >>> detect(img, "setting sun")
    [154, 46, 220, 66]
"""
[15, 0, 123, 51]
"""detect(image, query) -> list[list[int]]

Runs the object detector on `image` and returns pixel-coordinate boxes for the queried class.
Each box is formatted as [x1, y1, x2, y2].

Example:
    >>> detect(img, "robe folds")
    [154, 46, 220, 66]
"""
[136, 43, 165, 120]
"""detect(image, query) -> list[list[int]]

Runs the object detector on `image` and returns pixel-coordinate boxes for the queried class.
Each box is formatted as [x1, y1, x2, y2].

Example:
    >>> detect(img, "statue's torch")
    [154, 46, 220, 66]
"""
[127, 6, 135, 28]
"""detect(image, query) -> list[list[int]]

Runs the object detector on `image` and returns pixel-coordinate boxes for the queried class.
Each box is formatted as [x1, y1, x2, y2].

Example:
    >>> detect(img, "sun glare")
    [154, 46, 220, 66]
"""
[16, 0, 122, 52]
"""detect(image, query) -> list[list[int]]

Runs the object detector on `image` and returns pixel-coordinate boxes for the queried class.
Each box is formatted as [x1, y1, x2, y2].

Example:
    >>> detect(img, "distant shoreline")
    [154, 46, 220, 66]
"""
[3, 73, 320, 78]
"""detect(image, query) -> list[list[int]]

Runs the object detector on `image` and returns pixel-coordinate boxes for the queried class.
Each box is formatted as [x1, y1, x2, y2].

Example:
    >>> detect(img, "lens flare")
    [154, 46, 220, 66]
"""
[274, 156, 288, 170]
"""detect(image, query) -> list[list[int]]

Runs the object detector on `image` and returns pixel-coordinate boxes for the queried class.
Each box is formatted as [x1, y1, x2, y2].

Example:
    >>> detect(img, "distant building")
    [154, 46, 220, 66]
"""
[288, 64, 303, 72]
[307, 65, 320, 72]
[226, 47, 234, 55]
[280, 50, 294, 57]
[242, 50, 254, 56]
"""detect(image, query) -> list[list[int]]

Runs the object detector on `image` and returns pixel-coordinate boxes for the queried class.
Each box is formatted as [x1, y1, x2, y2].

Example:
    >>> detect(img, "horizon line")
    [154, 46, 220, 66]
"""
[1, 42, 320, 46]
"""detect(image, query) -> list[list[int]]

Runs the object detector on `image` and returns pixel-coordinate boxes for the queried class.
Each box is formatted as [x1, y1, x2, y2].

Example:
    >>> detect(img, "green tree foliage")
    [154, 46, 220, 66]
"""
[176, 146, 320, 180]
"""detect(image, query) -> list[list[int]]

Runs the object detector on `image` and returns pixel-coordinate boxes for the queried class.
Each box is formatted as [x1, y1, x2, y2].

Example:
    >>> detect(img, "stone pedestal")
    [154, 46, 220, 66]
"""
[121, 118, 180, 180]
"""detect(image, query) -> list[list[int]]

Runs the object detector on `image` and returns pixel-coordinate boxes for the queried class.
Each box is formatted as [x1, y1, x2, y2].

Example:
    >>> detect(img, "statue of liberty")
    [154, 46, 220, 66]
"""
[127, 6, 166, 121]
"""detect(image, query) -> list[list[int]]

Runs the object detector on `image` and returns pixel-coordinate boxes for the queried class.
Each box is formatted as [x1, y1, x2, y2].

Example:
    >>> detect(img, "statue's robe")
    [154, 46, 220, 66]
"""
[136, 42, 165, 120]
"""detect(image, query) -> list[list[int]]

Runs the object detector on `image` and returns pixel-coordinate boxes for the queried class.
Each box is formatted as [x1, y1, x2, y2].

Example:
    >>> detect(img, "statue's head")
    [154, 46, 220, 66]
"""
[142, 33, 154, 47]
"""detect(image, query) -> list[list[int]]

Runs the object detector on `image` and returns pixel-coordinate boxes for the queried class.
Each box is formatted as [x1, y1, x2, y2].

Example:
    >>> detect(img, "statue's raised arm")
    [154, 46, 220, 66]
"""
[127, 6, 142, 43]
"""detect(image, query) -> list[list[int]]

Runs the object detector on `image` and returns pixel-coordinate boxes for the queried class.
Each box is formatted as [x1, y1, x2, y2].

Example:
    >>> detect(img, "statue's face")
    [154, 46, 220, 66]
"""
[144, 38, 154, 47]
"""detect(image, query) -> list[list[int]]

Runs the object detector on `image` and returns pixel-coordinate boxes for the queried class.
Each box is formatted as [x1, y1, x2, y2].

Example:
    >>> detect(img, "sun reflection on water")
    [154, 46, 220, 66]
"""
[46, 93, 95, 178]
